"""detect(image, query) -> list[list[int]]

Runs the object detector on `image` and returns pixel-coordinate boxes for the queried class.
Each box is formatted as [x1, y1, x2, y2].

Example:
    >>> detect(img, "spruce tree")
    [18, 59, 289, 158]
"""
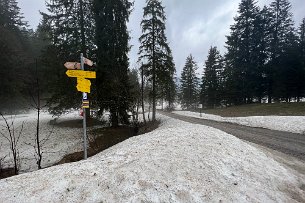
[0, 0, 29, 112]
[251, 6, 273, 102]
[223, 30, 241, 105]
[268, 0, 295, 102]
[180, 55, 199, 109]
[0, 0, 25, 29]
[138, 0, 175, 120]
[299, 18, 305, 62]
[299, 18, 305, 78]
[94, 0, 132, 127]
[156, 51, 176, 110]
[224, 0, 260, 105]
[202, 47, 223, 108]
[41, 0, 96, 115]
[295, 18, 305, 101]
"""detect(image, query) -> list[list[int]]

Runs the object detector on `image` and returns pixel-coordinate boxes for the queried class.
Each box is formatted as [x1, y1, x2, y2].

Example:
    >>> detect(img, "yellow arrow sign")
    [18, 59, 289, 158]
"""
[66, 70, 96, 79]
[76, 78, 91, 93]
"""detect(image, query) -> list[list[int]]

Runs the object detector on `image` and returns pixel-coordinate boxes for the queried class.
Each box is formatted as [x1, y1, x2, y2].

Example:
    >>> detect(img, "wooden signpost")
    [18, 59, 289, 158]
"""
[65, 53, 96, 159]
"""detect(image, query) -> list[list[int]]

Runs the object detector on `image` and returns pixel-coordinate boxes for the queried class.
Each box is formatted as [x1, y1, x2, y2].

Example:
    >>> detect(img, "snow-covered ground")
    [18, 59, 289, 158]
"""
[173, 110, 305, 134]
[0, 115, 304, 202]
[0, 111, 102, 173]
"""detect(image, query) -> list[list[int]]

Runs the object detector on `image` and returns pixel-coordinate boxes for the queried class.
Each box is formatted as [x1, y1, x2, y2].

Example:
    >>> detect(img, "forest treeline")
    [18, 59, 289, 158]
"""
[180, 0, 305, 109]
[0, 0, 304, 125]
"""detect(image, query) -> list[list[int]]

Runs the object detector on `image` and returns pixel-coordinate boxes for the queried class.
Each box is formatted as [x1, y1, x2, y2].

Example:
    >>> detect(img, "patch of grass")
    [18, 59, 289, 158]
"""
[195, 102, 305, 117]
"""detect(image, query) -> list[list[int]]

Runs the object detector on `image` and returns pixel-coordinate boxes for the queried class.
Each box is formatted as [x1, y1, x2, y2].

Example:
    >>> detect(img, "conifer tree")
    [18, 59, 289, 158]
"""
[156, 51, 176, 110]
[300, 18, 305, 61]
[268, 0, 295, 102]
[299, 18, 305, 71]
[201, 47, 223, 108]
[224, 0, 259, 104]
[251, 6, 273, 102]
[94, 0, 132, 126]
[138, 0, 175, 120]
[0, 0, 25, 28]
[295, 18, 305, 101]
[41, 0, 95, 115]
[223, 30, 241, 105]
[180, 55, 199, 109]
[0, 0, 29, 112]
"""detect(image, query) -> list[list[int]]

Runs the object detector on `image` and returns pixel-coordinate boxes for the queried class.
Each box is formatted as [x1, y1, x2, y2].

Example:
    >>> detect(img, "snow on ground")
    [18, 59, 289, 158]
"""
[0, 115, 304, 202]
[0, 110, 100, 173]
[173, 110, 305, 134]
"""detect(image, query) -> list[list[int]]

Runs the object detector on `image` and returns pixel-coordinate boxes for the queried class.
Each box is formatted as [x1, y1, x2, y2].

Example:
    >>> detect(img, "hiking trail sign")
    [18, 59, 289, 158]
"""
[64, 53, 96, 160]
[66, 70, 96, 79]
[76, 77, 91, 93]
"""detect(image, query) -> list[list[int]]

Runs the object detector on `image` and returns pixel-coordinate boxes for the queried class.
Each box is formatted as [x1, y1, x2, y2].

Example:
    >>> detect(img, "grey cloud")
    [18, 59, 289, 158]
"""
[17, 0, 305, 75]
[129, 0, 305, 75]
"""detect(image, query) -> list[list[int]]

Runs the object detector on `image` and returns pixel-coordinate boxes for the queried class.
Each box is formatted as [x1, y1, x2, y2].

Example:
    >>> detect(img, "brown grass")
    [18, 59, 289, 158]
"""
[55, 120, 160, 165]
[196, 103, 305, 117]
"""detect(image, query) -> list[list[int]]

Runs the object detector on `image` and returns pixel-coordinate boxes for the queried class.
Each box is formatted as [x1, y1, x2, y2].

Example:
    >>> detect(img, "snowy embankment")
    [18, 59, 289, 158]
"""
[0, 111, 98, 172]
[173, 110, 305, 134]
[0, 116, 304, 202]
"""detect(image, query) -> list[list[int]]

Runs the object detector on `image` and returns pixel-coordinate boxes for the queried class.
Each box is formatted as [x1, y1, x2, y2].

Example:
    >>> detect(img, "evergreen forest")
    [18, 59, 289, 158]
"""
[1, 0, 305, 124]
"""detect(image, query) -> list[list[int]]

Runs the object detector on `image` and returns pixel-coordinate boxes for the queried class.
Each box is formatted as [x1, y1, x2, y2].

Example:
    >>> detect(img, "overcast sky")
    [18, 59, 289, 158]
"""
[18, 0, 305, 76]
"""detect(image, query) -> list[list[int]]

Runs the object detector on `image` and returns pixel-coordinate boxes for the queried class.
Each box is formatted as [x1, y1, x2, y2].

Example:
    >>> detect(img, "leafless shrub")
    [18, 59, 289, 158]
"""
[0, 112, 23, 175]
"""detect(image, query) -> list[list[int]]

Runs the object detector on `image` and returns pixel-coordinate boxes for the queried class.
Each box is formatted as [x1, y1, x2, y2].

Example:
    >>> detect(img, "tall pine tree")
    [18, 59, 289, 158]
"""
[268, 0, 295, 102]
[94, 0, 132, 126]
[0, 0, 30, 112]
[41, 0, 95, 115]
[180, 55, 199, 109]
[201, 46, 223, 108]
[299, 18, 305, 69]
[224, 0, 259, 104]
[138, 0, 175, 120]
[251, 6, 273, 102]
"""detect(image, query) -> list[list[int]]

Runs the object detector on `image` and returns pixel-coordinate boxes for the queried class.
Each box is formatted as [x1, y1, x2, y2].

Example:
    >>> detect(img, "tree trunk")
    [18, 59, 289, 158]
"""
[141, 66, 146, 123]
[36, 59, 42, 170]
[152, 7, 156, 121]
[110, 108, 119, 127]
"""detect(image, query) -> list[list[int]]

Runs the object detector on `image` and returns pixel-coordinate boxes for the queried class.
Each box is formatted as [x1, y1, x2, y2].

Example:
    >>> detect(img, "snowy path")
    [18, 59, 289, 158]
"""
[173, 110, 305, 134]
[160, 111, 305, 161]
[0, 115, 304, 202]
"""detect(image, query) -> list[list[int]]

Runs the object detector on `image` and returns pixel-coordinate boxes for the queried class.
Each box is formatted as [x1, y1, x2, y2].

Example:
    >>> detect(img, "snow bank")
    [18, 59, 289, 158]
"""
[0, 116, 304, 202]
[173, 111, 305, 134]
[0, 111, 95, 172]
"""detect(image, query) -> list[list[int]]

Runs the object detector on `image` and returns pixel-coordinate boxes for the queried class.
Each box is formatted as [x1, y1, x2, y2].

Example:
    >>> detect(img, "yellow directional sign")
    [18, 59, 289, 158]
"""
[66, 70, 96, 79]
[76, 78, 91, 93]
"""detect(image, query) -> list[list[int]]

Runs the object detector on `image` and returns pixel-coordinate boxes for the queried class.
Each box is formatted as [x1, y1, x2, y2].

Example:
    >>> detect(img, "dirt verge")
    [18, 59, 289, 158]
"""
[55, 120, 160, 165]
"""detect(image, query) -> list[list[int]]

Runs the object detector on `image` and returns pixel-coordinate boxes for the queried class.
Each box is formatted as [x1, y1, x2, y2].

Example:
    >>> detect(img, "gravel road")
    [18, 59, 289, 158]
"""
[159, 111, 305, 161]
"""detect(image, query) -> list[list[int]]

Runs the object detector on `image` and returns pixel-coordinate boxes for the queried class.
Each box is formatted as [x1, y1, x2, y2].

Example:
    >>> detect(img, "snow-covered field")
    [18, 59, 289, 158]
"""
[0, 115, 304, 202]
[0, 111, 100, 173]
[173, 110, 305, 134]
